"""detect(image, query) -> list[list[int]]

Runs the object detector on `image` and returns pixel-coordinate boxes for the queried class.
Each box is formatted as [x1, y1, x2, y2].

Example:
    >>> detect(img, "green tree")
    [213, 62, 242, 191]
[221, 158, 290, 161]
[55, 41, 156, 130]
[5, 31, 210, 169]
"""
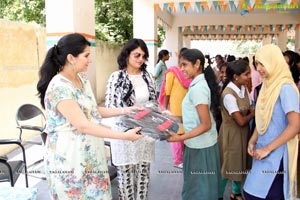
[95, 0, 133, 44]
[0, 0, 46, 26]
[157, 25, 166, 48]
[232, 40, 262, 57]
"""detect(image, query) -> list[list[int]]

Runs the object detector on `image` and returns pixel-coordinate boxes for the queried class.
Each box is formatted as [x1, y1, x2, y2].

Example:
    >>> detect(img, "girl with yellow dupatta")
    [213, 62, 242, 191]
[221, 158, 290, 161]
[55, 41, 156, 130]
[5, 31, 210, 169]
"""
[243, 44, 300, 200]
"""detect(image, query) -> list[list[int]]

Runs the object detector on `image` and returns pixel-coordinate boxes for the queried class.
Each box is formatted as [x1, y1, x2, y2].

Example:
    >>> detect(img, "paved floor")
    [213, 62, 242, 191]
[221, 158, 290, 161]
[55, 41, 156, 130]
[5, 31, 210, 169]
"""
[4, 139, 297, 200]
[25, 140, 183, 200]
[1, 140, 234, 200]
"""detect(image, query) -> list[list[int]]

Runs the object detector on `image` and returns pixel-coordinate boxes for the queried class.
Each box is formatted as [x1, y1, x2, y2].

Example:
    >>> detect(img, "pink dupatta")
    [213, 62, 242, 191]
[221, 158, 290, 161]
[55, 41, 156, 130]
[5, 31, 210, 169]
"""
[158, 66, 192, 109]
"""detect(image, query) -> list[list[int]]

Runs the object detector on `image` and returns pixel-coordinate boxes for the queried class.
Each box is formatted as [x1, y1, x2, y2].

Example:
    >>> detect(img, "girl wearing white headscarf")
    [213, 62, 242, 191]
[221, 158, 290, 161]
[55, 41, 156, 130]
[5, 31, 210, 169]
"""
[243, 44, 300, 200]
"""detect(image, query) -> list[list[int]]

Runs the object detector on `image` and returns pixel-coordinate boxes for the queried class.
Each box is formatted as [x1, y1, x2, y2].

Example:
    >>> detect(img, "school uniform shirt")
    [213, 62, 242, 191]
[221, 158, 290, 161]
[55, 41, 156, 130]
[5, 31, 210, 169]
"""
[153, 60, 167, 93]
[182, 74, 218, 149]
[243, 84, 299, 199]
[219, 82, 251, 181]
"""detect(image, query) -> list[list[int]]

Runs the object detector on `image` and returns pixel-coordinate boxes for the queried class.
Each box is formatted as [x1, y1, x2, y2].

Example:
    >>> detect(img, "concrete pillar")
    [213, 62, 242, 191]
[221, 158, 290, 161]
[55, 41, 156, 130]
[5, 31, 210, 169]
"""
[133, 0, 157, 74]
[45, 0, 97, 94]
[183, 36, 191, 49]
[162, 27, 180, 67]
[295, 26, 300, 54]
[277, 30, 288, 52]
[262, 35, 272, 46]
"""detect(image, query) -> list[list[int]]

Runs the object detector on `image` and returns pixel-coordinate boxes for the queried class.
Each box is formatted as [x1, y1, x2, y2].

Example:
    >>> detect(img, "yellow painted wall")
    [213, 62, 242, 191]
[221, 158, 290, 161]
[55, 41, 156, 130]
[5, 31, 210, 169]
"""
[95, 41, 122, 102]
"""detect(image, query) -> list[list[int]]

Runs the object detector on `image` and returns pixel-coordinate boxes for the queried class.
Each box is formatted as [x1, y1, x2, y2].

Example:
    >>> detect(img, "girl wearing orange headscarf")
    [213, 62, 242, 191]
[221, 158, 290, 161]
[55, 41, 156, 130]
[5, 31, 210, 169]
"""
[243, 44, 300, 200]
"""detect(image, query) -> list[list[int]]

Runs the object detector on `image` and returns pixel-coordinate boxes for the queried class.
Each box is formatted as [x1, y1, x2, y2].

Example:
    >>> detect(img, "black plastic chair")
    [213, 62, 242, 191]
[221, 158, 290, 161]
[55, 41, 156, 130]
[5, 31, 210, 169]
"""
[16, 104, 47, 145]
[0, 139, 29, 187]
[15, 104, 47, 179]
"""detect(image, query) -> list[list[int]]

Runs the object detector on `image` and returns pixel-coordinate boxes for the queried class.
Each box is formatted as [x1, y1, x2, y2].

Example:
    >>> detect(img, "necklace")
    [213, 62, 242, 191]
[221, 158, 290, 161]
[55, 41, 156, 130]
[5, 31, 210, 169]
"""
[59, 72, 83, 90]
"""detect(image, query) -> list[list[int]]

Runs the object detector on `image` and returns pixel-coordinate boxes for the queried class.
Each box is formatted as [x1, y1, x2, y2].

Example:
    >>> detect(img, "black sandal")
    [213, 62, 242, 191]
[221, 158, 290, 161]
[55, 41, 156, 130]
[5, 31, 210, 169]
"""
[230, 193, 243, 200]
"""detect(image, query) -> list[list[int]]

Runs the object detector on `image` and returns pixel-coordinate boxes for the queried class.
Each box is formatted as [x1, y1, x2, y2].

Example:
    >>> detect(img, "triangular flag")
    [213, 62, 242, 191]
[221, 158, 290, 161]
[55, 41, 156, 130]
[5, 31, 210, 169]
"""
[169, 2, 175, 13]
[207, 1, 213, 11]
[175, 3, 180, 13]
[219, 1, 224, 7]
[179, 2, 185, 12]
[159, 3, 164, 11]
[154, 4, 160, 12]
[226, 24, 230, 30]
[223, 3, 228, 11]
[201, 1, 207, 11]
[285, 24, 289, 30]
[249, 0, 256, 7]
[288, 24, 294, 30]
[184, 2, 190, 12]
[240, 0, 244, 9]
[229, 1, 236, 11]
[234, 0, 240, 9]
[213, 1, 219, 11]
[190, 2, 196, 12]
[279, 24, 283, 31]
[179, 27, 183, 33]
[265, 25, 270, 31]
[193, 25, 198, 31]
[163, 3, 169, 11]
[195, 2, 201, 12]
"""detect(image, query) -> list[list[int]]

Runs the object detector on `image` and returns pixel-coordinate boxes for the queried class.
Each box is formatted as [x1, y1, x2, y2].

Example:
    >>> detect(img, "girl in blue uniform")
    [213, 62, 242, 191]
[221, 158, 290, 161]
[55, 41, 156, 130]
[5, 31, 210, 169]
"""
[243, 44, 300, 200]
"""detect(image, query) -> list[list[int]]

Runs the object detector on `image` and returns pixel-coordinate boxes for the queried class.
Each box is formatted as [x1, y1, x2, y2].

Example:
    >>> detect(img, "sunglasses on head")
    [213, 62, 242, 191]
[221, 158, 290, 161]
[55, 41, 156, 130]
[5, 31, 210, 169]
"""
[132, 52, 146, 59]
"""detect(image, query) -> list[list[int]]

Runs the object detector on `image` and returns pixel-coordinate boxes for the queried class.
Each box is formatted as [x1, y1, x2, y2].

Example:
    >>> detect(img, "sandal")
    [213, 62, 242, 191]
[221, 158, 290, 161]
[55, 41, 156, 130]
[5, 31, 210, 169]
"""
[174, 163, 183, 169]
[230, 193, 244, 200]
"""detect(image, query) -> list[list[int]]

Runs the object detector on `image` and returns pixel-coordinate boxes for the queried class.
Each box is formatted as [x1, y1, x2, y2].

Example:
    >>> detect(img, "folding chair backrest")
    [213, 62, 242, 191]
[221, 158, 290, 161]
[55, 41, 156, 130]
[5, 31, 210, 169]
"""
[15, 104, 46, 142]
[16, 104, 45, 122]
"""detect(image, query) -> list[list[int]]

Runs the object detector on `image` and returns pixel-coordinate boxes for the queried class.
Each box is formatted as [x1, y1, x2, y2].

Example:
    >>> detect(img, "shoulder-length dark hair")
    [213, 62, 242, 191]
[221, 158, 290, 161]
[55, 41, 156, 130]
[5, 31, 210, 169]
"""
[37, 33, 91, 108]
[180, 48, 220, 115]
[223, 60, 249, 89]
[156, 49, 169, 63]
[117, 38, 149, 71]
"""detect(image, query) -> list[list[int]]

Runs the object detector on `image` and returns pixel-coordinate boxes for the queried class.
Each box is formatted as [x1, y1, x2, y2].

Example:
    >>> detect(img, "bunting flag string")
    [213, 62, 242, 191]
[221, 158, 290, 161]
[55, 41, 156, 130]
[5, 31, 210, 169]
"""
[184, 34, 279, 40]
[154, 0, 299, 13]
[182, 32, 281, 40]
[179, 23, 298, 40]
[178, 24, 299, 33]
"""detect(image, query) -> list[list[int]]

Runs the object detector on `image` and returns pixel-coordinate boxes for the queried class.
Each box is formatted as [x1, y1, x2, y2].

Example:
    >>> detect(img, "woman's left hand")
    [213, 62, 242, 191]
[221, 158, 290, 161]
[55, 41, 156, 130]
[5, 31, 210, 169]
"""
[166, 130, 182, 142]
[253, 146, 271, 160]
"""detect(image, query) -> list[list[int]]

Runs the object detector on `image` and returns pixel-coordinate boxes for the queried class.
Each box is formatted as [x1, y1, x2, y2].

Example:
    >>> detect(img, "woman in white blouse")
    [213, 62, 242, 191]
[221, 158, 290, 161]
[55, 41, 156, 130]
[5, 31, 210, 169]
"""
[105, 38, 156, 200]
